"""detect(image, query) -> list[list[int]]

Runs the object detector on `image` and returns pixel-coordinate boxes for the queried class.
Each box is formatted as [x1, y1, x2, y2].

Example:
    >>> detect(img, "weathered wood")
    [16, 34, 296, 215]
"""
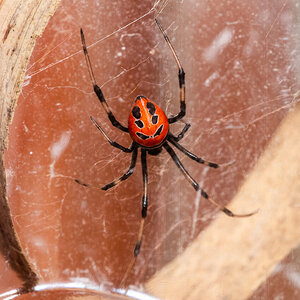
[0, 0, 61, 292]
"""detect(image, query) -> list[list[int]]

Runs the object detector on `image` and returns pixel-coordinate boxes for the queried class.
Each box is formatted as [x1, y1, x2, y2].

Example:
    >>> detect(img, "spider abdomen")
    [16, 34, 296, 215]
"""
[128, 96, 169, 148]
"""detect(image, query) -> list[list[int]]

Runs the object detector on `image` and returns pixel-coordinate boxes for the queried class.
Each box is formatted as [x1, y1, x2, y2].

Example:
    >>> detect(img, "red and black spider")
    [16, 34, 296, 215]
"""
[77, 19, 256, 286]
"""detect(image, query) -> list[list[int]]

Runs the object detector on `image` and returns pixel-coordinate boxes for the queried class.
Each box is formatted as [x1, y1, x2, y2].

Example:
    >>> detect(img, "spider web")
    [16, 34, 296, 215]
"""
[3, 0, 300, 298]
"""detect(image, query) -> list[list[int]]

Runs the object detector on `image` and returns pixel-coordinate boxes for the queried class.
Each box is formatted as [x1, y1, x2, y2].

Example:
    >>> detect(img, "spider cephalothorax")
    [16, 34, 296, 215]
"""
[78, 18, 256, 287]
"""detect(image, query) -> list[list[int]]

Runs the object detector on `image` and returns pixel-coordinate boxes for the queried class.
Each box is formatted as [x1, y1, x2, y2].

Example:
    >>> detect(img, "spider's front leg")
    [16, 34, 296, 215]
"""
[80, 28, 128, 133]
[120, 149, 148, 287]
[155, 19, 186, 124]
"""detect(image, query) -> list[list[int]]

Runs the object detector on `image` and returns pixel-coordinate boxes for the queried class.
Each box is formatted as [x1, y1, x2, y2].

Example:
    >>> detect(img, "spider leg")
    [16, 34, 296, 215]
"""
[80, 28, 128, 133]
[90, 116, 133, 153]
[75, 145, 137, 190]
[155, 19, 185, 124]
[168, 134, 219, 168]
[120, 149, 148, 287]
[102, 146, 138, 190]
[163, 142, 257, 217]
[172, 123, 191, 142]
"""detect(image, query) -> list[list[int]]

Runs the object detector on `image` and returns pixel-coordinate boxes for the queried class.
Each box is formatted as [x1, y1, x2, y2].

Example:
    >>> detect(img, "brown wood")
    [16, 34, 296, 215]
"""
[146, 104, 300, 299]
[0, 0, 61, 292]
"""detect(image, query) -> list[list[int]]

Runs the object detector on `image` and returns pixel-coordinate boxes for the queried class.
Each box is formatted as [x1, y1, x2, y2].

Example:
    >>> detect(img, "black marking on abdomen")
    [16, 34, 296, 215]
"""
[136, 132, 149, 140]
[135, 120, 144, 128]
[154, 124, 163, 137]
[135, 124, 164, 142]
[151, 115, 158, 125]
[132, 106, 141, 119]
[146, 102, 156, 115]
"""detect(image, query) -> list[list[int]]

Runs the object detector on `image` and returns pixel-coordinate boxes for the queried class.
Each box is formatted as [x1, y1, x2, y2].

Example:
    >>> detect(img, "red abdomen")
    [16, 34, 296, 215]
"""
[128, 96, 169, 148]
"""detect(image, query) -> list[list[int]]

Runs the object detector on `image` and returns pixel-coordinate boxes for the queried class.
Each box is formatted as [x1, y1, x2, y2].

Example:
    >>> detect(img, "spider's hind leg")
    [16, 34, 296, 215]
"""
[168, 133, 219, 168]
[120, 149, 148, 287]
[163, 142, 257, 217]
[75, 144, 138, 191]
[102, 146, 138, 190]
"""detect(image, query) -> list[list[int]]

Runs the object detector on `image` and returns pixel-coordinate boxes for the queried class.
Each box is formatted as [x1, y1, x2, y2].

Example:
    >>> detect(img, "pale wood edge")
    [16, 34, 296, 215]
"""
[0, 0, 61, 293]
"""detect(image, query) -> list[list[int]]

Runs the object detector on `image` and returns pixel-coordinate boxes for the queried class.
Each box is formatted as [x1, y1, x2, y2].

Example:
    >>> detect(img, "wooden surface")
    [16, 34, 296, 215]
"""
[146, 103, 300, 299]
[0, 0, 61, 292]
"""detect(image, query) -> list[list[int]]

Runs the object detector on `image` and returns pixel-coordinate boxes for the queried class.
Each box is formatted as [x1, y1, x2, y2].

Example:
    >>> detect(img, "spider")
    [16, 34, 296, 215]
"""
[77, 19, 256, 286]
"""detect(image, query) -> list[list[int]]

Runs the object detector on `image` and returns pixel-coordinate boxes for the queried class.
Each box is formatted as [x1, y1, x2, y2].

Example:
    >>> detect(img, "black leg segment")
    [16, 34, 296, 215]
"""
[90, 116, 133, 152]
[155, 19, 186, 124]
[102, 146, 138, 190]
[75, 144, 137, 191]
[163, 142, 256, 218]
[80, 28, 128, 133]
[141, 149, 148, 219]
[120, 149, 148, 287]
[172, 123, 191, 142]
[168, 134, 219, 168]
